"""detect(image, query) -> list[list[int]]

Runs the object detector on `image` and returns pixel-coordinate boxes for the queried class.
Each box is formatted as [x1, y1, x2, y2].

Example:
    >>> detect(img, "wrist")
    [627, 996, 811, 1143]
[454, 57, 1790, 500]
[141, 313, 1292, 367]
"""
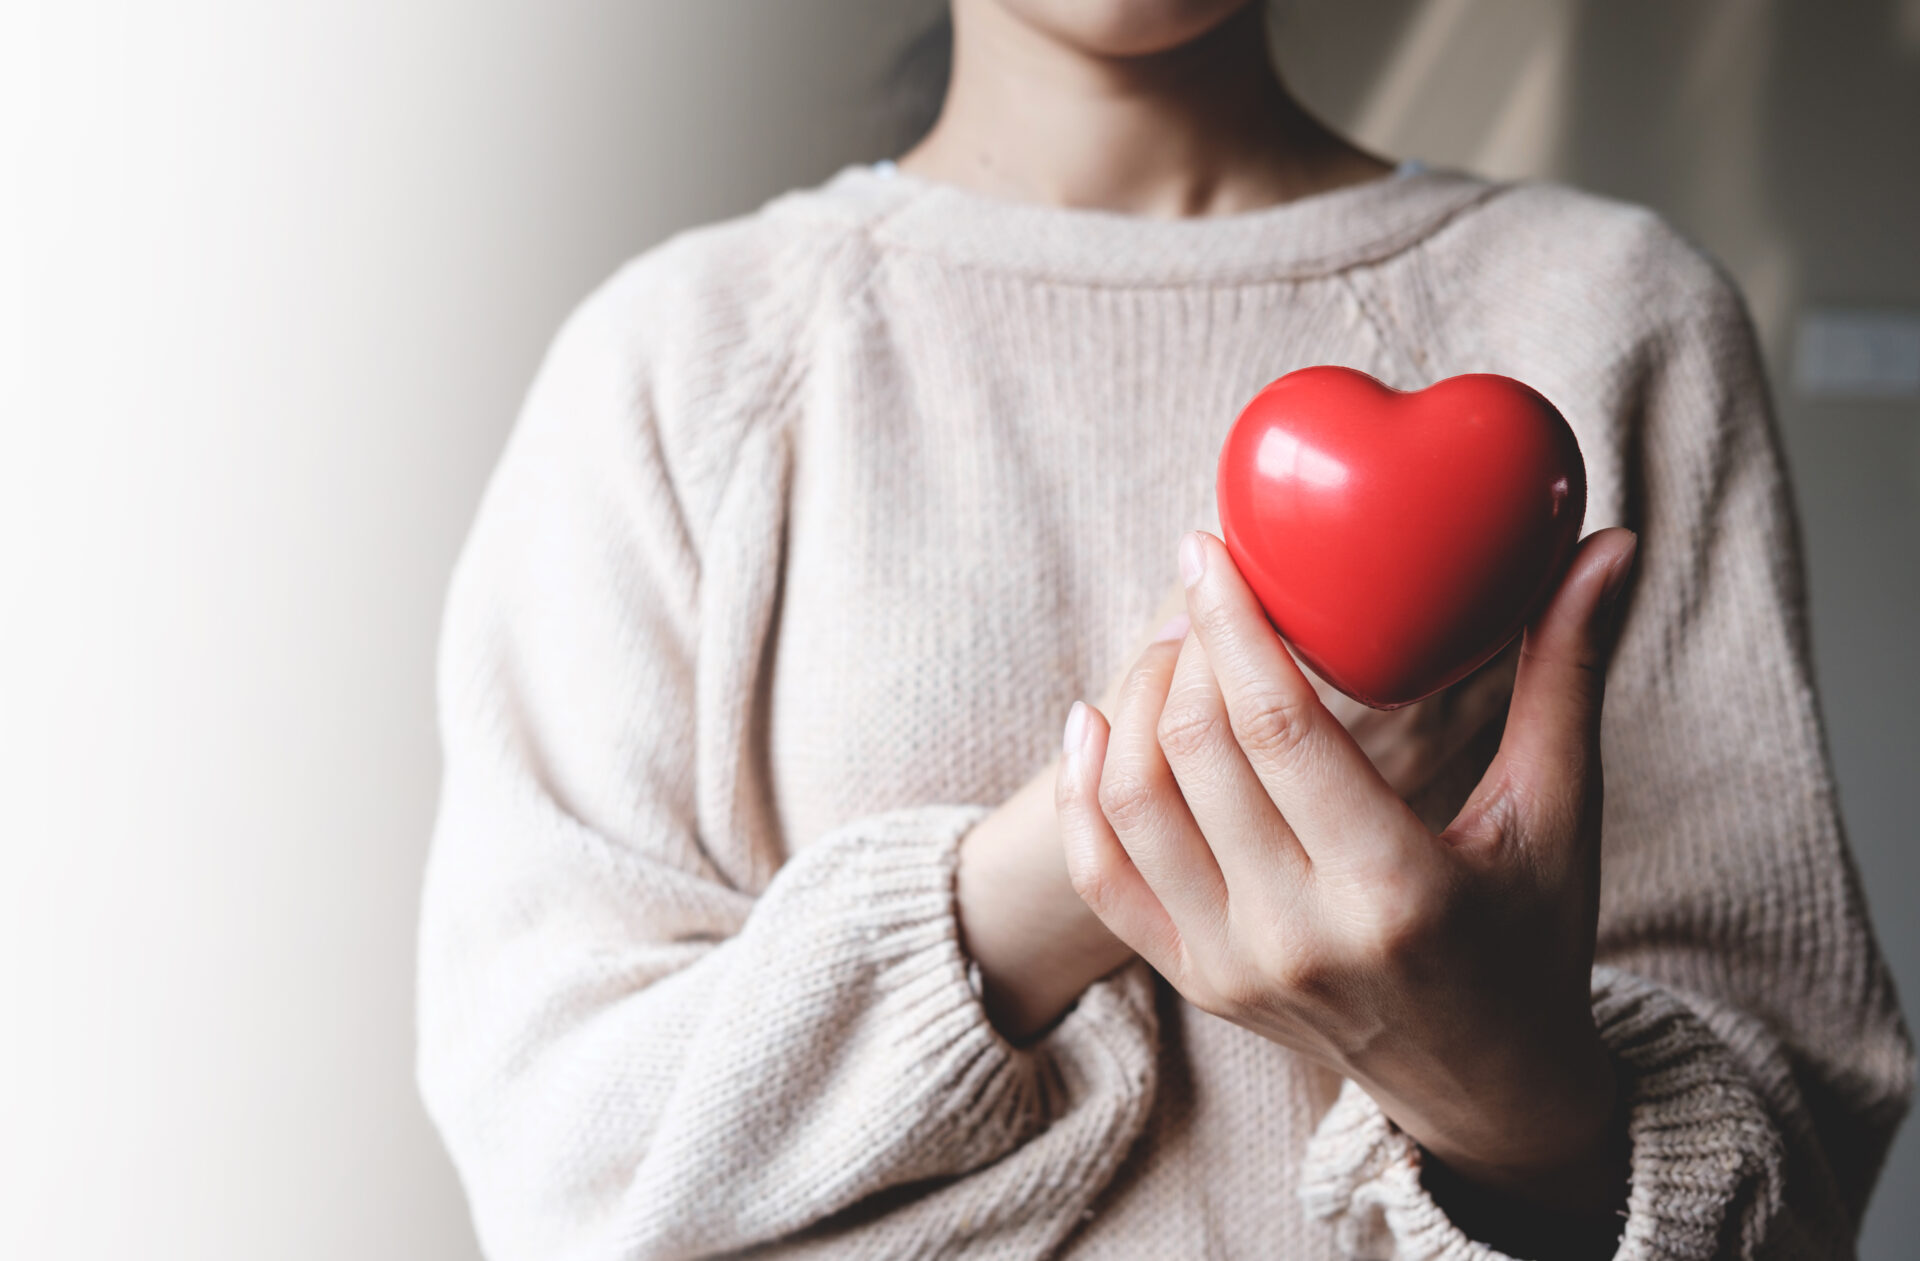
[1397, 1033, 1630, 1258]
[1419, 1123, 1629, 1261]
[956, 769, 1132, 1042]
[1381, 1023, 1626, 1218]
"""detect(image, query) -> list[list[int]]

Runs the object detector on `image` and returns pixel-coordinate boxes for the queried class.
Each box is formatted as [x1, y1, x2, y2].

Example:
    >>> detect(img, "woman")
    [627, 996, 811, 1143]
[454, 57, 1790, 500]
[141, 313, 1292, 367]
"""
[417, 2, 1911, 1257]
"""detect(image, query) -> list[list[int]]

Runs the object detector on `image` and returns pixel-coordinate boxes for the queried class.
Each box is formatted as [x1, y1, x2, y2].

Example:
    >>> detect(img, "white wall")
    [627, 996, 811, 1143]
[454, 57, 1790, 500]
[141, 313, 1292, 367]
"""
[0, 4, 933, 1258]
[2, 3, 1911, 1259]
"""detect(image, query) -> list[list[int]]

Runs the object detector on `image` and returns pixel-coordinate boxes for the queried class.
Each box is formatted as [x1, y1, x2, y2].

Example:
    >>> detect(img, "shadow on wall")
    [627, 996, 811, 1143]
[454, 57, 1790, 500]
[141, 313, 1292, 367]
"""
[1275, 0, 1920, 1253]
[1278, 0, 1918, 338]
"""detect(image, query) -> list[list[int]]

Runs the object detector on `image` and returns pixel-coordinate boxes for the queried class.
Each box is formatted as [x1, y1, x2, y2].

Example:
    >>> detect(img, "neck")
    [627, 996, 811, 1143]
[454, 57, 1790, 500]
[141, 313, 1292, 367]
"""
[899, 3, 1390, 218]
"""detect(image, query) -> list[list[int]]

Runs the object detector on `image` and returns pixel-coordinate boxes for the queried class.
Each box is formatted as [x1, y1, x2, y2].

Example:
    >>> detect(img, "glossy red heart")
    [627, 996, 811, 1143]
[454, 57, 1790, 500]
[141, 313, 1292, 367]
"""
[1216, 366, 1586, 710]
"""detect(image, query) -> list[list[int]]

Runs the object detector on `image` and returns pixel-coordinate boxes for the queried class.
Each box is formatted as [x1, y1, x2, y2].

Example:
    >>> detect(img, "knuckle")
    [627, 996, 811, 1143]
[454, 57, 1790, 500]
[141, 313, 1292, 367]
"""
[1363, 875, 1446, 964]
[1192, 595, 1239, 641]
[1525, 638, 1606, 676]
[1371, 910, 1433, 967]
[1494, 758, 1589, 838]
[1114, 656, 1160, 708]
[1065, 856, 1116, 911]
[1191, 961, 1252, 1016]
[1156, 699, 1228, 763]
[1271, 946, 1333, 999]
[1231, 682, 1315, 761]
[1096, 767, 1161, 831]
[1518, 641, 1608, 703]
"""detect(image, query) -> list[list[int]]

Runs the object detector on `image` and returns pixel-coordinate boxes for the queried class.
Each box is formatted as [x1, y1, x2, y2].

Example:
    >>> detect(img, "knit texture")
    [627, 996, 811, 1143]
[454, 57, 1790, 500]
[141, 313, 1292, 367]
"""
[417, 164, 1912, 1259]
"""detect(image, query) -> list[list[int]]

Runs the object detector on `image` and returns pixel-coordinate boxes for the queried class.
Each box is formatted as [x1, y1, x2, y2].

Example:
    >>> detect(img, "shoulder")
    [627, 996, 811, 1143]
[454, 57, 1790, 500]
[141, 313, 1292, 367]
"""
[1424, 177, 1747, 334]
[529, 170, 894, 524]
[1385, 176, 1759, 409]
[571, 171, 888, 401]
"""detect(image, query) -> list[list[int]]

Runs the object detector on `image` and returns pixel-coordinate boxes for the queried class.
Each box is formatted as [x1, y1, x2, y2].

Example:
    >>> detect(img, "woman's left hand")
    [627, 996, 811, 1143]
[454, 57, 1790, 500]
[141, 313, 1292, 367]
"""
[1056, 527, 1638, 1220]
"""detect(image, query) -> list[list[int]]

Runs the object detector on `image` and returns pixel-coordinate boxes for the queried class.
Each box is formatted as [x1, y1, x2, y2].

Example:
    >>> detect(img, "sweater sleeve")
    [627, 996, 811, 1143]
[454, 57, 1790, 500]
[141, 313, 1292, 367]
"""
[415, 271, 1159, 1261]
[1299, 255, 1913, 1258]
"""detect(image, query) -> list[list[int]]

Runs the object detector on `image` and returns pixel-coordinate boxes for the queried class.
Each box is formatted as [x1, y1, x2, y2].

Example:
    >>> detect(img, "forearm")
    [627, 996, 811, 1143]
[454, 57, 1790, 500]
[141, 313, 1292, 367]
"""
[426, 798, 1154, 1257]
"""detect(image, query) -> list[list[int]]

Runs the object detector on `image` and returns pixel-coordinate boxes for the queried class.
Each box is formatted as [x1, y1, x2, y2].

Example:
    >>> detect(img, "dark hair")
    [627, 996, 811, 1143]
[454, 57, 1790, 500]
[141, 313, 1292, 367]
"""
[880, 13, 953, 155]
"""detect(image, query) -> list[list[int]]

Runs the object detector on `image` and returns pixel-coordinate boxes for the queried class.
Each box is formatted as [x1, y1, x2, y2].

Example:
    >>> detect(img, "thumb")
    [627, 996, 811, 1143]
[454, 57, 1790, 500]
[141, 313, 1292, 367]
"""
[1493, 527, 1640, 813]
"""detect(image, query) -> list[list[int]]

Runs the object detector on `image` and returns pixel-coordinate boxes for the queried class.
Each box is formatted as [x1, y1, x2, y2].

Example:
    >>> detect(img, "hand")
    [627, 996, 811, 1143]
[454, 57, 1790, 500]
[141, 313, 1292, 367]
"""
[1055, 528, 1638, 1220]
[1304, 640, 1518, 809]
[960, 579, 1513, 1044]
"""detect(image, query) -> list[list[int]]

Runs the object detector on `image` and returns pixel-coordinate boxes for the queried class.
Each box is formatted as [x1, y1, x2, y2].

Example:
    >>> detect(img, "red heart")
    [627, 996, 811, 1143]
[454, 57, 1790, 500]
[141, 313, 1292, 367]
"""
[1216, 366, 1586, 710]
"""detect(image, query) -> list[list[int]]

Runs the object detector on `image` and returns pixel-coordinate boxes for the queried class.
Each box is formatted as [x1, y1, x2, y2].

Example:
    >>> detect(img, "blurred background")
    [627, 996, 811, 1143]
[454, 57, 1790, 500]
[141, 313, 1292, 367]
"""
[2, 2, 1915, 1257]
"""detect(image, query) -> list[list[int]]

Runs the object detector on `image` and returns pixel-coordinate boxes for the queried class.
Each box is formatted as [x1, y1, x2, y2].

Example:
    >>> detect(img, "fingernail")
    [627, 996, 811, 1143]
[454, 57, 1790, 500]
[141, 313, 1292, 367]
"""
[1062, 700, 1089, 758]
[1179, 533, 1206, 589]
[1153, 612, 1190, 643]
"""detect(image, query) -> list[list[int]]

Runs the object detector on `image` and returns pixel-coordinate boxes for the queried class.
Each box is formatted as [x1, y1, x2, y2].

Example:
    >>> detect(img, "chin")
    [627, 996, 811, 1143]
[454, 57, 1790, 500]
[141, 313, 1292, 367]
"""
[993, 0, 1258, 58]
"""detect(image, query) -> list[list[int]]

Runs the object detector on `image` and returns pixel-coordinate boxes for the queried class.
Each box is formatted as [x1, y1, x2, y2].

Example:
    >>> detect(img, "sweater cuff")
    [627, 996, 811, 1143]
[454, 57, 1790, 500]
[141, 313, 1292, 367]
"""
[1297, 966, 1785, 1260]
[756, 804, 1161, 1187]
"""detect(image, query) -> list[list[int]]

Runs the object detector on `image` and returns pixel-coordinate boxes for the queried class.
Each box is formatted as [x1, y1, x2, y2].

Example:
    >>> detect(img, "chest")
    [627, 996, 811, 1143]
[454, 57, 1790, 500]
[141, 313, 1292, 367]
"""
[759, 266, 1627, 848]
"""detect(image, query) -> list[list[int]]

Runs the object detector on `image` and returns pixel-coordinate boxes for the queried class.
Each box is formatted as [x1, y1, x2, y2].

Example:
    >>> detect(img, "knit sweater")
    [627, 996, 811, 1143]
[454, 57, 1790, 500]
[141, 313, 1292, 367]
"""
[416, 163, 1912, 1260]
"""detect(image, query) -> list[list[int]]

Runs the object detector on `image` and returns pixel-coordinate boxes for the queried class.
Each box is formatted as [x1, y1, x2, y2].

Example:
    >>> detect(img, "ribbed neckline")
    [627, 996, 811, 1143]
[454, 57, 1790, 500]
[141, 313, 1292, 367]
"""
[800, 161, 1501, 287]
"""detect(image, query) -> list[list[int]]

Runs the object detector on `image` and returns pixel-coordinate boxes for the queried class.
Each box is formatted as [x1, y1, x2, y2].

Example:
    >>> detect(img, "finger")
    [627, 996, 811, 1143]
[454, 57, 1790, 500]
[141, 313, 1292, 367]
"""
[1487, 528, 1640, 829]
[1178, 531, 1412, 863]
[1157, 632, 1311, 894]
[1098, 593, 1191, 713]
[1097, 628, 1231, 930]
[1056, 701, 1184, 971]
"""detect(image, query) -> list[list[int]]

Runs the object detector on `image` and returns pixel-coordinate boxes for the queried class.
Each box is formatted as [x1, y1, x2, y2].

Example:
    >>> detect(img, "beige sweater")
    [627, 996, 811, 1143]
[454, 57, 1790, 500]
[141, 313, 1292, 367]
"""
[417, 164, 1912, 1260]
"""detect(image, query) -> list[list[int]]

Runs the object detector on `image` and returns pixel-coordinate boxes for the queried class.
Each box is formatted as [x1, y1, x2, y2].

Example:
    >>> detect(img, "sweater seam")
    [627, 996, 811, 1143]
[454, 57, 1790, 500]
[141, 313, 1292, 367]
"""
[1335, 271, 1422, 383]
[671, 229, 853, 552]
[850, 180, 1513, 291]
